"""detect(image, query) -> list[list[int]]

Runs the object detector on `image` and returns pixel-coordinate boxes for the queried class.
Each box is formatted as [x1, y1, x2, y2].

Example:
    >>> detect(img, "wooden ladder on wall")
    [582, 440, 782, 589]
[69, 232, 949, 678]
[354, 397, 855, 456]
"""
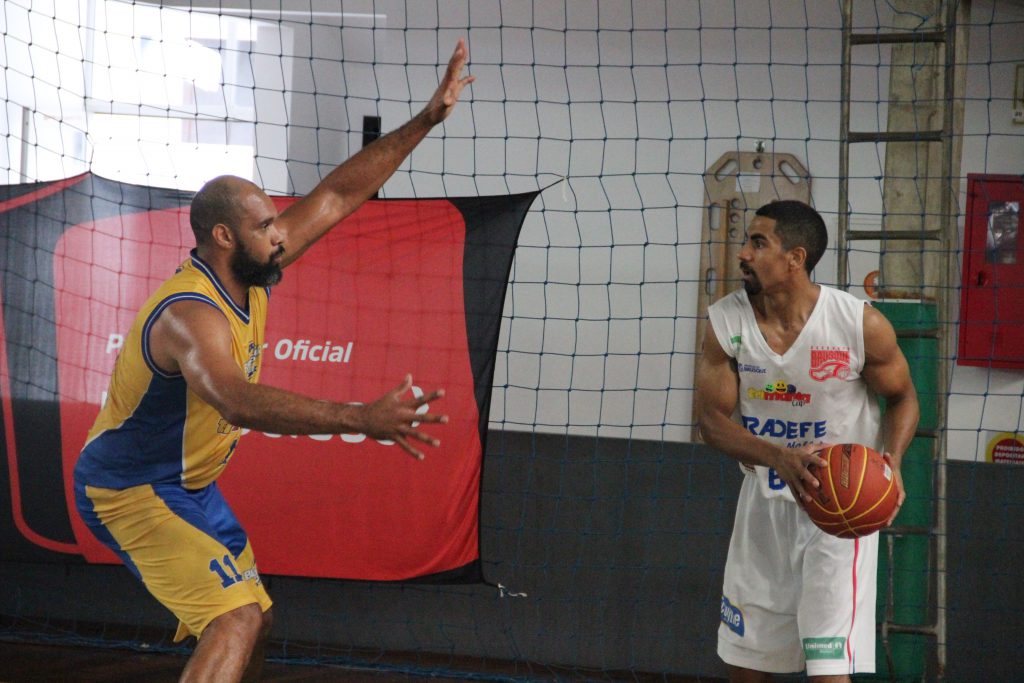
[836, 1, 970, 680]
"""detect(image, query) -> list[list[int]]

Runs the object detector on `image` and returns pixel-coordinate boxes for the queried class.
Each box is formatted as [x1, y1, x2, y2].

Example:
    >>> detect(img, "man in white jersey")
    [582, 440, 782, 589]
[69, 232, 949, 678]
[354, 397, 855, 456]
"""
[695, 200, 919, 681]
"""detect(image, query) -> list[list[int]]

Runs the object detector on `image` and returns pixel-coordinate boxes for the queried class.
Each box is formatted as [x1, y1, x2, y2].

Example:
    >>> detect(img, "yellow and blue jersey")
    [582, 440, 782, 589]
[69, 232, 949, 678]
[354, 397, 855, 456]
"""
[75, 250, 268, 490]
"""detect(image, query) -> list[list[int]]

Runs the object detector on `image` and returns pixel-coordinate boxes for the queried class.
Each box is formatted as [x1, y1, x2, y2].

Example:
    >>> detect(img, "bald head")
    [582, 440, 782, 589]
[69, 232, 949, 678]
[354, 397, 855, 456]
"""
[189, 175, 261, 246]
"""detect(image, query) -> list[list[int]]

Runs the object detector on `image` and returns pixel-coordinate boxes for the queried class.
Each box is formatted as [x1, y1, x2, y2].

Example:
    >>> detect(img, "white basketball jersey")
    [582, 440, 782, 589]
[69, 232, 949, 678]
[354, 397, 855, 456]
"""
[707, 286, 882, 502]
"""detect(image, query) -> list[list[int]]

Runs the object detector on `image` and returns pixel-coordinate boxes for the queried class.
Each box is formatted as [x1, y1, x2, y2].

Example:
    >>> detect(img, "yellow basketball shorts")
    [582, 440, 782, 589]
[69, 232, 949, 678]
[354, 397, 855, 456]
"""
[74, 479, 272, 641]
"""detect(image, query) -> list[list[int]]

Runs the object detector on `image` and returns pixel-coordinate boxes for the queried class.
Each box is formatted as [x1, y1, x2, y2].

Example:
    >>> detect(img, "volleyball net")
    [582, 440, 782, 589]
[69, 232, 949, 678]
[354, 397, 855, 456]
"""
[1, 1, 1023, 680]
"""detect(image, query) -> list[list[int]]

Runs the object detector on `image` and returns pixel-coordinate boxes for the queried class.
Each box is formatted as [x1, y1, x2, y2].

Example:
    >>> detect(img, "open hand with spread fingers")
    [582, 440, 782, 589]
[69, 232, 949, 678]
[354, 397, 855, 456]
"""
[357, 374, 448, 460]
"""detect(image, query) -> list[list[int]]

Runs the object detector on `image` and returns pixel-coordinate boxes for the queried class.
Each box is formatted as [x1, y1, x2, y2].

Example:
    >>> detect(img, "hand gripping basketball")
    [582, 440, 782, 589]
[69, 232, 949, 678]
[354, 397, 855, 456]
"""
[797, 443, 900, 538]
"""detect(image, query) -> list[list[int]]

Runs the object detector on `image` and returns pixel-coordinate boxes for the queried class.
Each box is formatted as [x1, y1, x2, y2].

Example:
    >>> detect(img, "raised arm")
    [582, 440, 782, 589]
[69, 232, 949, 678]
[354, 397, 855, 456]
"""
[148, 301, 447, 460]
[859, 304, 920, 523]
[695, 323, 825, 501]
[275, 39, 475, 268]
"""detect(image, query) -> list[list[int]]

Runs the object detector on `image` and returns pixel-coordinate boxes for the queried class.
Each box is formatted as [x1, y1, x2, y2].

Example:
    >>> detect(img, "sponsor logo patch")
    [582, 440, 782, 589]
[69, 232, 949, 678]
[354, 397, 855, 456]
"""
[720, 596, 745, 636]
[746, 378, 812, 406]
[741, 415, 827, 440]
[729, 334, 743, 355]
[803, 637, 846, 660]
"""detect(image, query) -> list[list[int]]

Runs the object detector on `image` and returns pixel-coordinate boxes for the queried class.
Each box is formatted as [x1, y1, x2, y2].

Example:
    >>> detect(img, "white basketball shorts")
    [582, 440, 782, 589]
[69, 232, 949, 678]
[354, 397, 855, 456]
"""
[717, 474, 878, 676]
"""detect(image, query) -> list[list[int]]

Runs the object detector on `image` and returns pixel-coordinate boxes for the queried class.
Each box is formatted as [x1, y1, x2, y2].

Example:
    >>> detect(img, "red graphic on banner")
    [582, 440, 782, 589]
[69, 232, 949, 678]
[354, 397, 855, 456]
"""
[1, 175, 92, 556]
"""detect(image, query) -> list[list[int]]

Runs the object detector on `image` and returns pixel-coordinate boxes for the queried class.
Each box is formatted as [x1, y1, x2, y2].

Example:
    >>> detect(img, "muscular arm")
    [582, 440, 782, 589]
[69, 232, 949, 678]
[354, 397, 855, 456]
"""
[695, 324, 825, 501]
[860, 305, 920, 521]
[150, 301, 446, 459]
[276, 39, 474, 268]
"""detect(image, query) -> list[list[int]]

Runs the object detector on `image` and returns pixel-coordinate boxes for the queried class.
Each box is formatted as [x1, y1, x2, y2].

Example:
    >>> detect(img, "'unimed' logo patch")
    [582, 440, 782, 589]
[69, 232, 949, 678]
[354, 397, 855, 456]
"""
[803, 637, 846, 660]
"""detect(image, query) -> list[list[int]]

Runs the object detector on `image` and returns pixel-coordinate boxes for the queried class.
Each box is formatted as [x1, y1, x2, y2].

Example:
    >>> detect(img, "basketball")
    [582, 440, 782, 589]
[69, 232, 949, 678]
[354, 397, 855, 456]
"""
[798, 443, 898, 538]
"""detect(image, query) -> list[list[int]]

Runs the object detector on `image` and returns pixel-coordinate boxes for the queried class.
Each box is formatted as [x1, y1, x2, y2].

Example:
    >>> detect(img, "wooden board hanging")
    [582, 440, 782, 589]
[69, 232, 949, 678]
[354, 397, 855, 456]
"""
[691, 151, 811, 438]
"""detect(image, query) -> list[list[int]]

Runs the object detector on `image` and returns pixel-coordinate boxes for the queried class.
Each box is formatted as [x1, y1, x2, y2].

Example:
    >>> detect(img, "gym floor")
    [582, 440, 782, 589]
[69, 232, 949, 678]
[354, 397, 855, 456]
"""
[0, 640, 491, 682]
[0, 639, 721, 681]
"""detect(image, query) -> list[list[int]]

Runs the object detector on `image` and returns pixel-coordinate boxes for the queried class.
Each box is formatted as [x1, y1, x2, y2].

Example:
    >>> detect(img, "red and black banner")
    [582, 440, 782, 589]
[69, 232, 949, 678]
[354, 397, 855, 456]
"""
[0, 173, 535, 582]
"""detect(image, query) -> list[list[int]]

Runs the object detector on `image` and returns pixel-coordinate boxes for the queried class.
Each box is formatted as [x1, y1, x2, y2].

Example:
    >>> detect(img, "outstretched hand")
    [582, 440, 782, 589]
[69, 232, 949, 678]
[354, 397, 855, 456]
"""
[423, 38, 475, 125]
[358, 375, 448, 460]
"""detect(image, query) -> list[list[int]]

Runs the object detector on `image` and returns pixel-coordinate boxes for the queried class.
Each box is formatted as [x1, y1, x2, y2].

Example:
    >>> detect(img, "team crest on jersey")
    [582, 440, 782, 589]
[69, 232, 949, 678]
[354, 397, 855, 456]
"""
[244, 341, 261, 381]
[809, 346, 851, 382]
[216, 418, 240, 435]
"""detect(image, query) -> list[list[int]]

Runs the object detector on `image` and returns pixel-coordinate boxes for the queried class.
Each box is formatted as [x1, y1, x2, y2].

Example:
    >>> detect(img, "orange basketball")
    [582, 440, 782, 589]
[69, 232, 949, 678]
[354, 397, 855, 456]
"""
[798, 443, 898, 538]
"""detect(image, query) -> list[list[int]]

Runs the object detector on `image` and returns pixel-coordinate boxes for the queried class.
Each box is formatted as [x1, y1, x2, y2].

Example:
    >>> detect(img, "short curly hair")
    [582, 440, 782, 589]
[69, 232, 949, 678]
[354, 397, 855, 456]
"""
[755, 200, 828, 274]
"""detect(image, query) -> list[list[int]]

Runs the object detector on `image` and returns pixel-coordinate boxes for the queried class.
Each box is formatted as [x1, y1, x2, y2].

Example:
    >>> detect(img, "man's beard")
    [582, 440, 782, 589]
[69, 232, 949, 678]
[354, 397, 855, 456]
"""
[742, 268, 762, 296]
[231, 243, 284, 288]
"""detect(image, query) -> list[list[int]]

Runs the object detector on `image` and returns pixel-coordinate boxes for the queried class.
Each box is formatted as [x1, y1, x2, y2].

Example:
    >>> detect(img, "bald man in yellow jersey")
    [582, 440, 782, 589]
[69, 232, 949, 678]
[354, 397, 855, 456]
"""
[73, 39, 474, 683]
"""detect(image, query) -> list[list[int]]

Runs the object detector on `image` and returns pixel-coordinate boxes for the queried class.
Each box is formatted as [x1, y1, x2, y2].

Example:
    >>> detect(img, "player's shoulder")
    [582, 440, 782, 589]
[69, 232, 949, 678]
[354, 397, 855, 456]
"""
[815, 284, 868, 315]
[708, 288, 748, 314]
[161, 255, 208, 290]
[816, 283, 854, 301]
[861, 301, 896, 334]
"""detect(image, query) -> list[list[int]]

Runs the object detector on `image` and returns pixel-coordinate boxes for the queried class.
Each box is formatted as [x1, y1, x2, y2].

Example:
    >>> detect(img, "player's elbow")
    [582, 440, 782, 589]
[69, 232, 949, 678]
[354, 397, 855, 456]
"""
[894, 387, 921, 425]
[888, 380, 920, 415]
[201, 381, 257, 430]
[216, 403, 250, 430]
[696, 419, 719, 447]
[695, 405, 727, 447]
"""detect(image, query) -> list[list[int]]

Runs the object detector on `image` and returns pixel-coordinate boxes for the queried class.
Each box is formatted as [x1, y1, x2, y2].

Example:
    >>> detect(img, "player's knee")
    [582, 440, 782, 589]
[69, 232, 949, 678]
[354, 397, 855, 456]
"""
[258, 607, 273, 639]
[235, 603, 265, 640]
[211, 603, 265, 642]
